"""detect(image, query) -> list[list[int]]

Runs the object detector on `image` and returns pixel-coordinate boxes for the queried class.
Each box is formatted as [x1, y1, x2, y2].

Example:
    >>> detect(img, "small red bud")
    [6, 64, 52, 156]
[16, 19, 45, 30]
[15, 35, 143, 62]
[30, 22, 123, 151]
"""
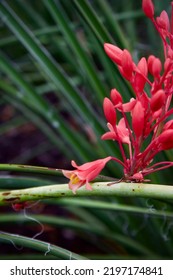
[104, 43, 123, 65]
[134, 58, 148, 93]
[163, 120, 173, 131]
[103, 98, 116, 125]
[150, 90, 165, 112]
[152, 58, 162, 77]
[122, 49, 134, 80]
[110, 89, 122, 106]
[148, 55, 156, 74]
[132, 101, 144, 138]
[12, 202, 28, 211]
[158, 130, 173, 150]
[142, 0, 154, 19]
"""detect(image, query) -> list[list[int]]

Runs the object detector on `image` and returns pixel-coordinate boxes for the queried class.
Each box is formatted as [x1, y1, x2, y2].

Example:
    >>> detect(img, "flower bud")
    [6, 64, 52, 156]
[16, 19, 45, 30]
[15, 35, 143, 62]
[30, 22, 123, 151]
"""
[152, 58, 162, 77]
[132, 101, 144, 138]
[122, 49, 134, 80]
[156, 11, 170, 31]
[104, 43, 123, 65]
[103, 97, 116, 125]
[150, 89, 165, 111]
[158, 130, 173, 150]
[142, 0, 154, 19]
[110, 89, 122, 106]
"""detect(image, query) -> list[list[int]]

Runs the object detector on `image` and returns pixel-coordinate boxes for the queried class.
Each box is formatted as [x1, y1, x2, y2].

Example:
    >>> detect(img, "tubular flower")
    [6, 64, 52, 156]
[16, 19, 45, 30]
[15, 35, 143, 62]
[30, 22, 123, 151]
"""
[63, 0, 173, 192]
[62, 157, 112, 193]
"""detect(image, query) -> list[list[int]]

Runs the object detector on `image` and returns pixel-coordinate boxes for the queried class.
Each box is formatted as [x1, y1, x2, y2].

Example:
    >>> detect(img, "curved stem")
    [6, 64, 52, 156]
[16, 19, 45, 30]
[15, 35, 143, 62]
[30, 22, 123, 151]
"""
[0, 231, 87, 260]
[1, 182, 173, 206]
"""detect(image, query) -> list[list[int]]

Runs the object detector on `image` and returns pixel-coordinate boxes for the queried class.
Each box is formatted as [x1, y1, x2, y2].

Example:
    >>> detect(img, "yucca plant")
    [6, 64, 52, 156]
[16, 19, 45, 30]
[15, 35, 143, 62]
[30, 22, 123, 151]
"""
[0, 0, 173, 260]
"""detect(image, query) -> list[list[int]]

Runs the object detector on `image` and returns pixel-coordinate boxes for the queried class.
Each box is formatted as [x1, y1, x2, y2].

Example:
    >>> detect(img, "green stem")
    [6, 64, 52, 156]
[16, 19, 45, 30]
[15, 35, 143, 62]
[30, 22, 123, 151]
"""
[1, 182, 173, 206]
[0, 164, 62, 177]
[0, 214, 156, 256]
[0, 232, 87, 260]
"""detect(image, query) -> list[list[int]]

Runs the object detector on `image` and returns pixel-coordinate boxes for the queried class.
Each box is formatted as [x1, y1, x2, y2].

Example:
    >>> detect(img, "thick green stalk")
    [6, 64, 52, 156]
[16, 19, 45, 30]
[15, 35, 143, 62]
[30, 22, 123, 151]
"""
[0, 182, 173, 206]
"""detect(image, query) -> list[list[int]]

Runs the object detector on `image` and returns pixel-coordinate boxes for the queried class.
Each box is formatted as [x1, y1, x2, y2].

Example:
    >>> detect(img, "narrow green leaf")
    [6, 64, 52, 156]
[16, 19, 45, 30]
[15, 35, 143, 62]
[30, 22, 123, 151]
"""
[73, 0, 114, 44]
[44, 0, 106, 102]
[0, 62, 94, 161]
[0, 231, 87, 259]
[0, 214, 155, 256]
[0, 1, 103, 131]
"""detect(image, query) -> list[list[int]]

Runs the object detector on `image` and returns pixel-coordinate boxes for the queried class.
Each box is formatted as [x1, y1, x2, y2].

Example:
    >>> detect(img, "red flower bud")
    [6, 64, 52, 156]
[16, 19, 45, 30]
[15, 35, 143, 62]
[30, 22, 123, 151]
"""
[134, 58, 148, 93]
[104, 43, 123, 65]
[152, 58, 162, 77]
[163, 120, 173, 131]
[132, 101, 144, 138]
[12, 202, 28, 211]
[110, 89, 122, 106]
[122, 49, 134, 80]
[150, 90, 165, 111]
[164, 58, 171, 72]
[148, 55, 156, 74]
[158, 130, 173, 150]
[103, 97, 116, 125]
[156, 11, 170, 31]
[142, 0, 154, 19]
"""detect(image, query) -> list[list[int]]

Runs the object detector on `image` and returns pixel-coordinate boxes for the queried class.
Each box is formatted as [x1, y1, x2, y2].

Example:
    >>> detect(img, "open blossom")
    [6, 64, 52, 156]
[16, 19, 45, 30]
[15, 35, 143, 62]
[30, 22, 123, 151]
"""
[63, 0, 173, 192]
[62, 157, 112, 193]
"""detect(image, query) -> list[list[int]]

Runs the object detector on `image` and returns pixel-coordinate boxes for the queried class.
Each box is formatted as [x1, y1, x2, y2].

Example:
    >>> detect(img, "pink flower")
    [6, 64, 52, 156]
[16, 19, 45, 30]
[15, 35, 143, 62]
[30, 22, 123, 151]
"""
[102, 118, 130, 145]
[156, 11, 170, 32]
[62, 157, 112, 193]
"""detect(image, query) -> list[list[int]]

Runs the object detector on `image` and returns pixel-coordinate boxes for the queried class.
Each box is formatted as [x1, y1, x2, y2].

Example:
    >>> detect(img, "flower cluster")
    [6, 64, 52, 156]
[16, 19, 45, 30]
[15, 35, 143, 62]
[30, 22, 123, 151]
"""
[63, 0, 173, 193]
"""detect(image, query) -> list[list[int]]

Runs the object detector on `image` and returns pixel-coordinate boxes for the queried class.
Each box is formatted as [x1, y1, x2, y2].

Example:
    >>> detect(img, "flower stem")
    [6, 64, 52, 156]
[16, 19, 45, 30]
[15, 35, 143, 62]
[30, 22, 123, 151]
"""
[1, 182, 173, 206]
[0, 164, 62, 176]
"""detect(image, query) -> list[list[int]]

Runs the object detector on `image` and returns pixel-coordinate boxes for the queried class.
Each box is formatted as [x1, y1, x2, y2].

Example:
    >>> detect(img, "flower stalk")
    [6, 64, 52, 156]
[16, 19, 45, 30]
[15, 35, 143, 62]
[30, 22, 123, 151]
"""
[1, 182, 173, 206]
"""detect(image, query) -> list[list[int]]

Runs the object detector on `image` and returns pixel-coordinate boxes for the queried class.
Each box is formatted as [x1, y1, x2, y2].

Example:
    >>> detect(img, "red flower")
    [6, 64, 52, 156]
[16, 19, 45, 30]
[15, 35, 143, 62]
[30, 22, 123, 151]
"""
[62, 157, 112, 193]
[63, 0, 173, 191]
